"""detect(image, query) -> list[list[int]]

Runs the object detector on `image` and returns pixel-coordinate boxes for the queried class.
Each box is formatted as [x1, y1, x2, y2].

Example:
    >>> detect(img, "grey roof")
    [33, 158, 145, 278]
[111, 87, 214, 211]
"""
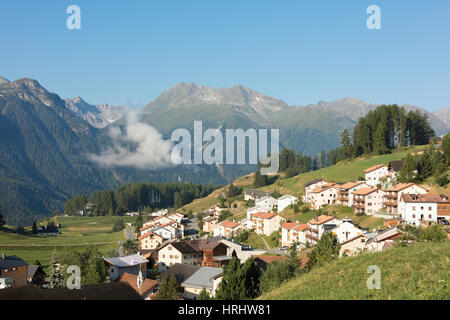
[304, 178, 324, 187]
[27, 265, 45, 279]
[244, 189, 270, 197]
[181, 267, 223, 289]
[278, 194, 298, 201]
[0, 255, 28, 269]
[163, 263, 201, 284]
[104, 254, 148, 267]
[213, 255, 232, 261]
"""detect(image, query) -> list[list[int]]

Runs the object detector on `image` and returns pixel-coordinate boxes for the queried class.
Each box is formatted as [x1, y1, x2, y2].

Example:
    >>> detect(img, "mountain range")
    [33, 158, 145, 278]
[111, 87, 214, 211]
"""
[0, 76, 449, 225]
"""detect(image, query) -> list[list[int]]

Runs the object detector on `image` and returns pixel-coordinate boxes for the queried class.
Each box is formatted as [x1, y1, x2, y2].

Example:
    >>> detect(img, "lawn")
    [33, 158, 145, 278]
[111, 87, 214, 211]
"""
[0, 216, 136, 273]
[259, 240, 450, 300]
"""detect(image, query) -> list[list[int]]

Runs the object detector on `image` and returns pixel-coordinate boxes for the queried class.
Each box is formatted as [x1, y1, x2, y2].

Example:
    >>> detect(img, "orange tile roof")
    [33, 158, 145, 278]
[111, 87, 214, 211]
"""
[259, 212, 277, 219]
[252, 255, 287, 264]
[251, 211, 266, 218]
[401, 193, 449, 203]
[311, 183, 337, 193]
[282, 222, 298, 230]
[339, 181, 363, 189]
[221, 220, 240, 229]
[364, 164, 387, 173]
[352, 187, 379, 196]
[308, 215, 335, 225]
[386, 183, 426, 192]
[138, 232, 163, 241]
[293, 224, 308, 231]
[118, 273, 159, 296]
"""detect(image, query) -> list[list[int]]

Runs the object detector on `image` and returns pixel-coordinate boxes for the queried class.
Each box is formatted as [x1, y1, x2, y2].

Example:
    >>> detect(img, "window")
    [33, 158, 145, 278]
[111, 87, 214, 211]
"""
[412, 206, 416, 211]
[428, 215, 432, 219]
[412, 214, 416, 218]
[429, 207, 432, 211]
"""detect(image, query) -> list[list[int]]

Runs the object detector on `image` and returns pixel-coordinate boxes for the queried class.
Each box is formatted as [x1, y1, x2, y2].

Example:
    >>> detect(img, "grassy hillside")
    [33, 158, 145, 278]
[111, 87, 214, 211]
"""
[0, 216, 135, 272]
[259, 241, 450, 300]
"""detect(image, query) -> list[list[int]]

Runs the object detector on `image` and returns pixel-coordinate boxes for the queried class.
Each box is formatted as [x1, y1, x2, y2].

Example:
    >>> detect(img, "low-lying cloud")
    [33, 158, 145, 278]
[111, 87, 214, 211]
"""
[87, 111, 174, 170]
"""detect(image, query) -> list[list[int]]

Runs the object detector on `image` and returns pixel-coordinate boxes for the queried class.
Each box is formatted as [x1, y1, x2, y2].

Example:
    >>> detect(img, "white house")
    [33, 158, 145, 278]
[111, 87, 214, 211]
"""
[246, 205, 268, 220]
[213, 220, 242, 238]
[104, 254, 149, 282]
[303, 179, 328, 203]
[305, 215, 340, 245]
[277, 194, 298, 212]
[244, 189, 271, 201]
[364, 165, 389, 187]
[180, 267, 223, 299]
[254, 212, 286, 236]
[157, 242, 202, 272]
[255, 196, 278, 212]
[329, 219, 365, 243]
[337, 182, 369, 207]
[383, 183, 428, 214]
[309, 183, 339, 210]
[399, 193, 441, 226]
[281, 222, 308, 247]
[352, 188, 385, 215]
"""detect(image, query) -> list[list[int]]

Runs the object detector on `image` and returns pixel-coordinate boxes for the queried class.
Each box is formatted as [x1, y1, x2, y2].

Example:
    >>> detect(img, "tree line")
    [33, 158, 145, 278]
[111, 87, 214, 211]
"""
[63, 182, 217, 216]
[344, 105, 435, 157]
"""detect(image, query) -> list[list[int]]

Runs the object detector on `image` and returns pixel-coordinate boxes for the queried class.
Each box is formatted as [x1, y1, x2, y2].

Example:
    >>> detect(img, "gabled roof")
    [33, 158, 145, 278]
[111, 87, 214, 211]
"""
[251, 211, 266, 218]
[401, 193, 449, 203]
[278, 194, 298, 201]
[221, 220, 240, 229]
[181, 267, 223, 289]
[339, 181, 364, 190]
[104, 254, 148, 267]
[169, 241, 198, 254]
[386, 183, 426, 192]
[293, 224, 309, 232]
[163, 263, 201, 284]
[308, 215, 335, 225]
[364, 164, 387, 173]
[282, 222, 298, 230]
[352, 187, 379, 196]
[244, 189, 271, 197]
[258, 212, 277, 219]
[0, 255, 28, 269]
[304, 178, 325, 187]
[252, 255, 287, 264]
[311, 183, 337, 194]
[27, 265, 45, 279]
[118, 272, 159, 296]
[388, 160, 403, 172]
[138, 231, 163, 241]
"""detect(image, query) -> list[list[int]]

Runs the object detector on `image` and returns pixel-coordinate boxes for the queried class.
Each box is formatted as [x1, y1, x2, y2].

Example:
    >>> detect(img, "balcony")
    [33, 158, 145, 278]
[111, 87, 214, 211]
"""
[385, 194, 398, 200]
[306, 234, 318, 242]
[353, 203, 365, 209]
[383, 201, 398, 207]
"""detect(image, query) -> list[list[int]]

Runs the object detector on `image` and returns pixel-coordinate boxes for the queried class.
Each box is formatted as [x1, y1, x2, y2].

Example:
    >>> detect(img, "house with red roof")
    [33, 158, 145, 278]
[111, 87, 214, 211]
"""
[305, 215, 340, 245]
[254, 212, 286, 236]
[280, 222, 309, 247]
[118, 272, 159, 300]
[351, 187, 386, 215]
[213, 220, 243, 238]
[383, 183, 427, 214]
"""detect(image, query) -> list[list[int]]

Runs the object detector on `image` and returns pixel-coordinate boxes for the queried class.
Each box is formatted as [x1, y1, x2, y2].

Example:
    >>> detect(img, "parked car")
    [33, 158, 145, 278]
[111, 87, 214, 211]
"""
[440, 219, 449, 225]
[278, 246, 288, 251]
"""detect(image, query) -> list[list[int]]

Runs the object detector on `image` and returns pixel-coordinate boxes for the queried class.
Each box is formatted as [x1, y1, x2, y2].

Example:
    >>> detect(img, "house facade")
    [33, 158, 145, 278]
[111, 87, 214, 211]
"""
[213, 220, 242, 238]
[104, 254, 149, 282]
[302, 179, 327, 204]
[305, 215, 340, 245]
[330, 220, 364, 243]
[364, 165, 389, 187]
[281, 222, 308, 247]
[180, 267, 223, 299]
[277, 194, 299, 212]
[352, 188, 385, 215]
[0, 255, 28, 289]
[255, 196, 278, 212]
[139, 232, 164, 250]
[336, 182, 368, 207]
[399, 193, 450, 225]
[383, 183, 428, 214]
[309, 183, 339, 210]
[254, 212, 286, 236]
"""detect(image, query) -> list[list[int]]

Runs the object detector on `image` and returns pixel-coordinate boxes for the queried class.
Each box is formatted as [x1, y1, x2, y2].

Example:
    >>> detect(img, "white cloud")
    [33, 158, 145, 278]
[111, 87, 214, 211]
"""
[87, 111, 174, 170]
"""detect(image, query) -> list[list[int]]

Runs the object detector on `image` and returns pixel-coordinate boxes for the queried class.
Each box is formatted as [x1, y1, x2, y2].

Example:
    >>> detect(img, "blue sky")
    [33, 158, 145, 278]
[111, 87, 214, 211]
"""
[0, 0, 449, 111]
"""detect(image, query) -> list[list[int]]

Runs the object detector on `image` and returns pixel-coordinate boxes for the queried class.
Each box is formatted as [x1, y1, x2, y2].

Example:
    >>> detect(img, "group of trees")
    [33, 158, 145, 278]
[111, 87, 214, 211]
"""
[347, 105, 434, 156]
[64, 182, 217, 216]
[0, 206, 5, 228]
[397, 144, 448, 185]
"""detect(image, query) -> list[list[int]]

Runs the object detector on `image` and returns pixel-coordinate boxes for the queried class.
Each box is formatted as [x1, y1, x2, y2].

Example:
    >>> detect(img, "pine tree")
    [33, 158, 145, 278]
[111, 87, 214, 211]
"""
[320, 150, 327, 168]
[341, 129, 353, 159]
[32, 221, 37, 234]
[306, 232, 340, 270]
[154, 274, 179, 300]
[198, 288, 212, 300]
[253, 167, 268, 188]
[442, 133, 450, 164]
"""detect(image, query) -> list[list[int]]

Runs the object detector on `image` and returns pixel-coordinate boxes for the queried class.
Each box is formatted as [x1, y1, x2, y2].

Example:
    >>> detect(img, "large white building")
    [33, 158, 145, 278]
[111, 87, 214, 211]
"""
[309, 183, 339, 210]
[352, 188, 385, 215]
[399, 193, 450, 226]
[303, 179, 327, 203]
[277, 194, 299, 212]
[364, 165, 389, 187]
[383, 183, 428, 214]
